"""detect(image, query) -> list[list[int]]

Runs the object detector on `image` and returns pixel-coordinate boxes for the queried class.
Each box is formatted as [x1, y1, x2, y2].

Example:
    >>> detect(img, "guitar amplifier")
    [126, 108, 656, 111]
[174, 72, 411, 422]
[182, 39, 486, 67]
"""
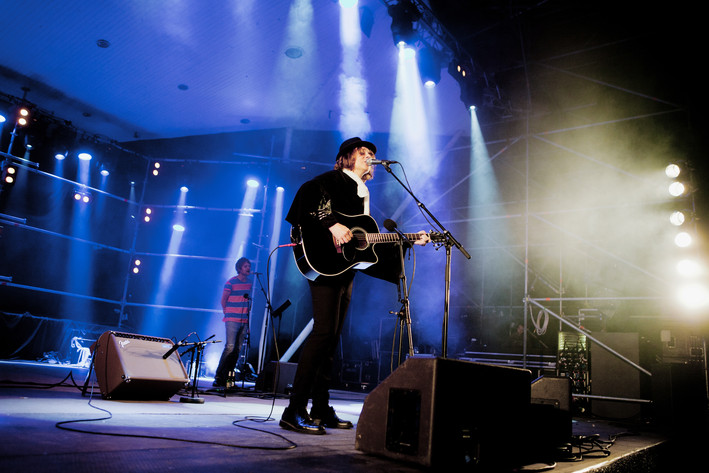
[92, 331, 189, 400]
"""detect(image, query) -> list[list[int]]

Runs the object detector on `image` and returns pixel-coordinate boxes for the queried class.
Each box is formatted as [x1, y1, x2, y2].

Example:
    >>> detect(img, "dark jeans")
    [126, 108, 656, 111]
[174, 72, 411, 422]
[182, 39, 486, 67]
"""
[215, 321, 247, 382]
[289, 271, 355, 412]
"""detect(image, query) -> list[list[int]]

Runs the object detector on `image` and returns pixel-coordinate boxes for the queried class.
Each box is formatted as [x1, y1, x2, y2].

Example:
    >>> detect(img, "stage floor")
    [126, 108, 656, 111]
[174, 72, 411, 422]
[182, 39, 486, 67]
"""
[0, 360, 704, 472]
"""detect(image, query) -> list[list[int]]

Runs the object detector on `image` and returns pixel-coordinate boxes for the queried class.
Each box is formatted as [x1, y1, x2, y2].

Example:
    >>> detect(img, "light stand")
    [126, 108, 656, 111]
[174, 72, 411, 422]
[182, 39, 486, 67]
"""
[378, 162, 471, 358]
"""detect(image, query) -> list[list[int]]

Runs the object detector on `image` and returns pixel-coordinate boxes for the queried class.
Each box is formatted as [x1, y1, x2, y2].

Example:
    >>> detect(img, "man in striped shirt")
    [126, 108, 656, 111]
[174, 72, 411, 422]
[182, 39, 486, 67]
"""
[213, 257, 252, 387]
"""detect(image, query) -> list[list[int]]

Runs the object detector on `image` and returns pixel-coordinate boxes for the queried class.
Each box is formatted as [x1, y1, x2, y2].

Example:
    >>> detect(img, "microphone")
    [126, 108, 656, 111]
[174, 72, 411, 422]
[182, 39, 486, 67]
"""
[384, 218, 411, 245]
[162, 341, 183, 359]
[366, 158, 398, 166]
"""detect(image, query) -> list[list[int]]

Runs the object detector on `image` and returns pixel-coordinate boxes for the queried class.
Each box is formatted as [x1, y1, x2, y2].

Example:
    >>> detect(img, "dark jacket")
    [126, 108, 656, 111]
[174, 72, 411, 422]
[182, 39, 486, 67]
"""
[285, 170, 364, 231]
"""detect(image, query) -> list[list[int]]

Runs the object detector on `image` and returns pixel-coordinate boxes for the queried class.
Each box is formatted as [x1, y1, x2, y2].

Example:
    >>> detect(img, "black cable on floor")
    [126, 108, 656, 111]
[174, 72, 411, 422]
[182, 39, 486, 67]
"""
[51, 374, 297, 450]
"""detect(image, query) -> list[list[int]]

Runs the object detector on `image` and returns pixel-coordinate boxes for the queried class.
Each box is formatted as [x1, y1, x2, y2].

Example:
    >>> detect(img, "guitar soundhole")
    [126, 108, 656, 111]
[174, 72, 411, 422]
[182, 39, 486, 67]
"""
[351, 228, 368, 250]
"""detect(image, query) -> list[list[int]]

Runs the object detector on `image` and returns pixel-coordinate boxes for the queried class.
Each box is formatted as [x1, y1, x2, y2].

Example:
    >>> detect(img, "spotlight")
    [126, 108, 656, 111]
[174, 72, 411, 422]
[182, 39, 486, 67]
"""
[675, 231, 692, 248]
[180, 186, 189, 193]
[246, 179, 259, 188]
[153, 162, 160, 176]
[0, 113, 6, 124]
[668, 180, 691, 197]
[388, 1, 420, 47]
[419, 47, 443, 88]
[55, 151, 68, 160]
[72, 189, 92, 203]
[2, 161, 18, 185]
[677, 282, 709, 310]
[665, 163, 681, 178]
[172, 224, 185, 232]
[77, 152, 92, 161]
[670, 210, 686, 226]
[16, 107, 30, 126]
[132, 259, 141, 274]
[677, 259, 702, 278]
[448, 59, 482, 110]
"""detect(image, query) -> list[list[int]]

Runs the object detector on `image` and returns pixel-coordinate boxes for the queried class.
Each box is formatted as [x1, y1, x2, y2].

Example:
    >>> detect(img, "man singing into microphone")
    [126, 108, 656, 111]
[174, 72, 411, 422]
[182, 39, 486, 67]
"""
[280, 137, 429, 434]
[213, 257, 252, 387]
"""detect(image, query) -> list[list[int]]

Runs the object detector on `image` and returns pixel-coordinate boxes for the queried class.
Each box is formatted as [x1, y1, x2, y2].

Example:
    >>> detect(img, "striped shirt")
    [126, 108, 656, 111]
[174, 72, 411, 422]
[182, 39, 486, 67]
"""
[221, 276, 252, 323]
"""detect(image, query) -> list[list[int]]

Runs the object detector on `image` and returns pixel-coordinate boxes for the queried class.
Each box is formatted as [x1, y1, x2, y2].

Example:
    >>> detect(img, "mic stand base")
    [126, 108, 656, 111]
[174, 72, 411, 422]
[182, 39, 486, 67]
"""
[179, 396, 205, 404]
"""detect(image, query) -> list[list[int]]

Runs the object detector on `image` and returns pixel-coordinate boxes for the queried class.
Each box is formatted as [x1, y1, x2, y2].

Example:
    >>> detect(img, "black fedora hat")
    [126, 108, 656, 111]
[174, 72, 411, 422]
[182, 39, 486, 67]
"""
[336, 137, 376, 160]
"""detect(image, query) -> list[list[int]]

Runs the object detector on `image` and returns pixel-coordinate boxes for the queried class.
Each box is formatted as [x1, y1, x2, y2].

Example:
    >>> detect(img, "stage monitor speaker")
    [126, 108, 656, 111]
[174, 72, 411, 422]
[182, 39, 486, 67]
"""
[92, 331, 189, 400]
[355, 356, 532, 470]
[255, 361, 297, 394]
[530, 376, 573, 448]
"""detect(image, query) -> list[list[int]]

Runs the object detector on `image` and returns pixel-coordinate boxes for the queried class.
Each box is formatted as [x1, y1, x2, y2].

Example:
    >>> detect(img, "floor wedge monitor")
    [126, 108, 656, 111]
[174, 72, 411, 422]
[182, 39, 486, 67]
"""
[355, 356, 532, 470]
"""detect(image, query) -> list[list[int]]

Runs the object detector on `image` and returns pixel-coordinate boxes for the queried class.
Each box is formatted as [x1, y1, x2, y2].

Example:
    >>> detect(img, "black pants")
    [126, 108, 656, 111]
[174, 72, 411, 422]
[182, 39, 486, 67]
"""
[289, 271, 355, 411]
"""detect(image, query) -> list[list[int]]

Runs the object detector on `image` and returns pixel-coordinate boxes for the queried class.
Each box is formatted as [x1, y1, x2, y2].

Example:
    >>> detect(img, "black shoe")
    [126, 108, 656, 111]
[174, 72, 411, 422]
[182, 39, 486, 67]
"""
[280, 406, 326, 435]
[212, 379, 226, 387]
[310, 406, 353, 429]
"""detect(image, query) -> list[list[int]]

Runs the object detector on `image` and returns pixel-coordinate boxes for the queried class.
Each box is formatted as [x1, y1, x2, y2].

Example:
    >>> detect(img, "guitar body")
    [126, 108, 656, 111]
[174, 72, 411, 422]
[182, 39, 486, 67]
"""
[293, 213, 382, 281]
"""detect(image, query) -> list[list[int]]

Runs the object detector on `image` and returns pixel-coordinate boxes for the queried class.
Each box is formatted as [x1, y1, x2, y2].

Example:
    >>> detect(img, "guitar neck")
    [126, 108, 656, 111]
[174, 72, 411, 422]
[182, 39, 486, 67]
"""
[366, 232, 423, 244]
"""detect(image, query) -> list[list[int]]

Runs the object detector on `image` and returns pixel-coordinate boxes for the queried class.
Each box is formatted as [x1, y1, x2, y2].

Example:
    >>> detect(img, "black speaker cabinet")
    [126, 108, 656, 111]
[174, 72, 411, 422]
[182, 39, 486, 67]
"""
[255, 361, 297, 394]
[590, 332, 641, 419]
[355, 356, 532, 469]
[92, 331, 189, 400]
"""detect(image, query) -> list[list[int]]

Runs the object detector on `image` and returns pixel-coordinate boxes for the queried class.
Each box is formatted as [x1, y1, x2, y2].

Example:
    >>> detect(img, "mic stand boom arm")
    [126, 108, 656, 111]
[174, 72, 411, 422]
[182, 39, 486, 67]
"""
[380, 163, 471, 359]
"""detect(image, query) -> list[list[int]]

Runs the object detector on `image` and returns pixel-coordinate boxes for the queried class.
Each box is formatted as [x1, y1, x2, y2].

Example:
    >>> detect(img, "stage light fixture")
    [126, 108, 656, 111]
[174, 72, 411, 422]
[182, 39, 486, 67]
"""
[16, 107, 29, 126]
[665, 163, 681, 178]
[448, 58, 482, 110]
[668, 181, 687, 197]
[388, 0, 420, 47]
[670, 210, 686, 226]
[172, 223, 185, 232]
[0, 113, 6, 124]
[2, 161, 18, 185]
[72, 189, 92, 203]
[77, 152, 92, 161]
[677, 282, 709, 310]
[675, 231, 692, 248]
[180, 185, 189, 193]
[55, 151, 68, 160]
[677, 259, 702, 278]
[419, 47, 442, 88]
[246, 179, 259, 188]
[152, 162, 160, 176]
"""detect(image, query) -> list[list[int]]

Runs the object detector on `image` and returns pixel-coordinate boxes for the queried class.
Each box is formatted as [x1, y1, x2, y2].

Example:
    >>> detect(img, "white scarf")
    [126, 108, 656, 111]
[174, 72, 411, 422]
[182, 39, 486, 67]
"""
[342, 169, 370, 215]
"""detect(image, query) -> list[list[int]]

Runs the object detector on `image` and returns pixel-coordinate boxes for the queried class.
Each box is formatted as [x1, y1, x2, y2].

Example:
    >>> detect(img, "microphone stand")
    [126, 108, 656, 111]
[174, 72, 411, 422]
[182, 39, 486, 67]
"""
[236, 293, 253, 389]
[379, 162, 471, 358]
[254, 272, 274, 375]
[179, 336, 220, 404]
[386, 223, 415, 359]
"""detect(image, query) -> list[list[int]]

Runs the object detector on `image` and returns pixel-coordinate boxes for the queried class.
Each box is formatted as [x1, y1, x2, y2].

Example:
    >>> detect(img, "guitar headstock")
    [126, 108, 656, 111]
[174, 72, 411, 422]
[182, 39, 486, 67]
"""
[428, 231, 446, 246]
